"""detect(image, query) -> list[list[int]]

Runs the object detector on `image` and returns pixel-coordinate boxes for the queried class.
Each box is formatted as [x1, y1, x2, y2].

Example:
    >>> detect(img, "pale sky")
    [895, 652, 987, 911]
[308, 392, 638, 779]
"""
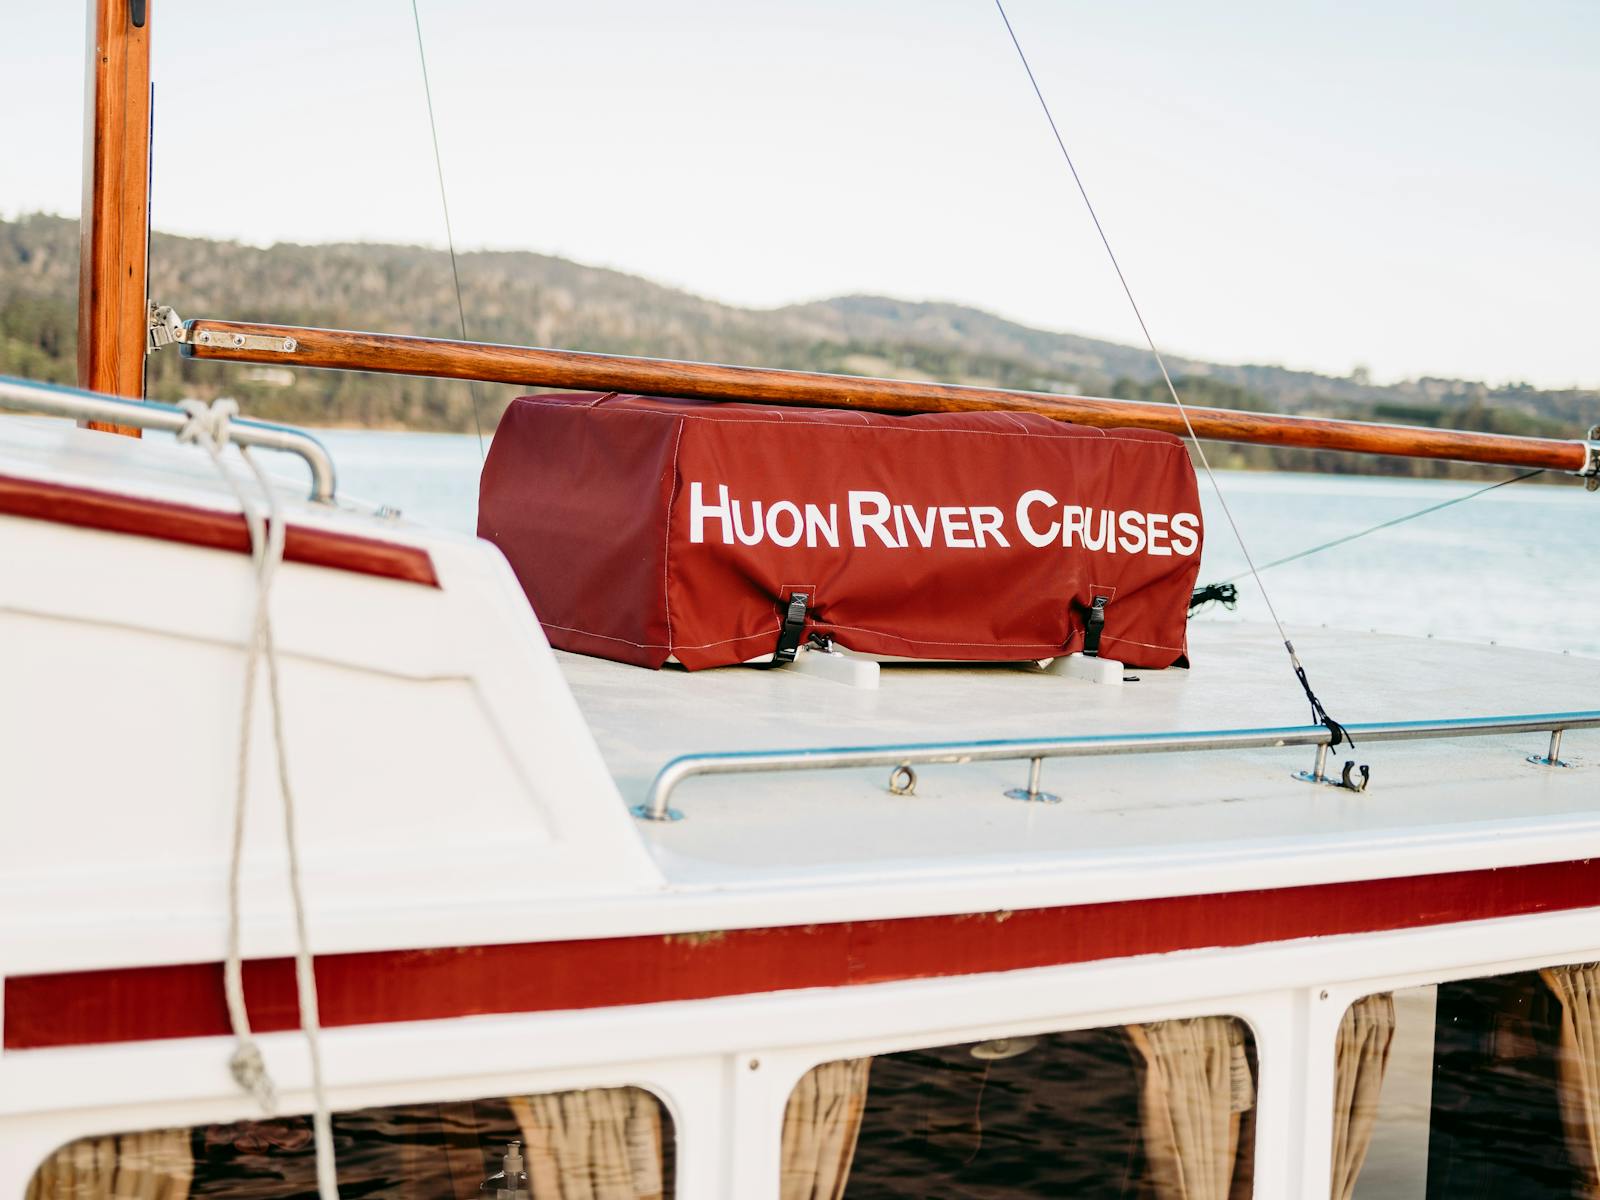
[4, 1, 1597, 389]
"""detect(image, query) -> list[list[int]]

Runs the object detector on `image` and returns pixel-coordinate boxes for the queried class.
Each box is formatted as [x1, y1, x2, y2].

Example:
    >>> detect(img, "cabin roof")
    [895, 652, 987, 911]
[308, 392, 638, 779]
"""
[559, 624, 1600, 898]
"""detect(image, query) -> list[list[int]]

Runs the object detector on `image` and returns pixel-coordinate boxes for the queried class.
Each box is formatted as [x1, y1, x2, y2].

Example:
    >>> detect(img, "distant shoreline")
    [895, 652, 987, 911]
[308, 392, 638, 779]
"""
[4, 211, 1591, 486]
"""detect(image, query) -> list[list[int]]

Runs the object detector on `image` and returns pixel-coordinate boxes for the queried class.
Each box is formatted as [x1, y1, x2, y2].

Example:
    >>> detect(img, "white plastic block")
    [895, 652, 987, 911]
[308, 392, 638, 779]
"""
[1046, 653, 1124, 686]
[791, 645, 880, 689]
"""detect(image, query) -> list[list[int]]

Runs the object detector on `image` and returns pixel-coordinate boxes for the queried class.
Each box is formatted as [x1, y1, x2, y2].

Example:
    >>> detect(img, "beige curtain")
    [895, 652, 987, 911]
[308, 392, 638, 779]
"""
[26, 1130, 192, 1200]
[512, 1087, 666, 1200]
[1126, 1017, 1255, 1200]
[780, 1058, 873, 1200]
[1329, 992, 1396, 1200]
[1542, 963, 1600, 1194]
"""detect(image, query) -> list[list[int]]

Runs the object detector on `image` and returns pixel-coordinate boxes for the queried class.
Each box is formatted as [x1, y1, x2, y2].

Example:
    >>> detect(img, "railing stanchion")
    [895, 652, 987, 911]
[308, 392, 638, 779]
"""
[1528, 728, 1571, 769]
[1295, 742, 1331, 786]
[1005, 756, 1061, 804]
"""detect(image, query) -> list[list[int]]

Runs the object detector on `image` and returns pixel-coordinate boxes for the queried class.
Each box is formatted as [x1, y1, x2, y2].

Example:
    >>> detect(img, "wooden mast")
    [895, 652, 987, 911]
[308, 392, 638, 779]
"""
[78, 0, 152, 437]
[181, 319, 1597, 476]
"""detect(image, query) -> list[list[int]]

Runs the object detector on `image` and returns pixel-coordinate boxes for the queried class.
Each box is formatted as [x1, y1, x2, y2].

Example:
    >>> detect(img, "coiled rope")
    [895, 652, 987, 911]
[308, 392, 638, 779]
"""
[993, 1, 1352, 748]
[177, 400, 339, 1200]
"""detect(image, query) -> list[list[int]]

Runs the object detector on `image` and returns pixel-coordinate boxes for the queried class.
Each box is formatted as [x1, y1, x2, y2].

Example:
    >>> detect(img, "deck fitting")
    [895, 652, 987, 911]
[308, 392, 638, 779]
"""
[1527, 729, 1572, 768]
[1005, 756, 1062, 804]
[1294, 743, 1371, 791]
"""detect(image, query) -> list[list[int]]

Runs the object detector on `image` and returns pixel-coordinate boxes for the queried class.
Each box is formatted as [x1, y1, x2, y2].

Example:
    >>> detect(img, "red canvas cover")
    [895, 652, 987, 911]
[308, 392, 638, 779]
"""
[479, 393, 1203, 670]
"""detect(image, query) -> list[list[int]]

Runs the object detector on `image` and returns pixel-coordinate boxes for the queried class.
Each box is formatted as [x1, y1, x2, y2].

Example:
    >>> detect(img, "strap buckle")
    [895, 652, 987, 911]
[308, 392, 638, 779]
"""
[772, 592, 810, 665]
[1083, 595, 1109, 658]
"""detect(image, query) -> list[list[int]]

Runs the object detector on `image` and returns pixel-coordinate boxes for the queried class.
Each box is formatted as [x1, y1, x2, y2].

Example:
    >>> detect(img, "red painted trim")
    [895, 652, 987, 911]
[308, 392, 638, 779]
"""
[0, 473, 440, 587]
[6, 859, 1599, 1050]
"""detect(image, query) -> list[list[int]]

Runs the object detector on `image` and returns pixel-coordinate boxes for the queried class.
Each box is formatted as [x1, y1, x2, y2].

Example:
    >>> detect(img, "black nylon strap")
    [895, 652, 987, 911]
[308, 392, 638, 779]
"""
[771, 592, 809, 666]
[1083, 596, 1109, 658]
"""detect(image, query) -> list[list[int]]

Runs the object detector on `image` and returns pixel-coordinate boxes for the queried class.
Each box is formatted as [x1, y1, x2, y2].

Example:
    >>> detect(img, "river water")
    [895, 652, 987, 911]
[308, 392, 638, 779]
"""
[316, 429, 1600, 660]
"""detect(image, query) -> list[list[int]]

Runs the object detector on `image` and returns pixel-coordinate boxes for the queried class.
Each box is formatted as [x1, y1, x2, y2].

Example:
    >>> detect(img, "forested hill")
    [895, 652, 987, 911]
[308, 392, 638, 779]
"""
[2, 212, 1591, 478]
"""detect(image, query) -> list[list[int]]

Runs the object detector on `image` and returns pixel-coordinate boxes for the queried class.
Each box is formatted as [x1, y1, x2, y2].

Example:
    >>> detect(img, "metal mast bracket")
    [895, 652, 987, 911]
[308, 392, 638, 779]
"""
[1581, 425, 1600, 492]
[148, 304, 300, 356]
[147, 302, 185, 352]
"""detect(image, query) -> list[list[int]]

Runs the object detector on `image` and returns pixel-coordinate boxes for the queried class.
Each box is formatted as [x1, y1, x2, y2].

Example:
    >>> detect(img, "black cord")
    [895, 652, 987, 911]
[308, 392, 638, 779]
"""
[1188, 582, 1239, 615]
[1292, 650, 1353, 749]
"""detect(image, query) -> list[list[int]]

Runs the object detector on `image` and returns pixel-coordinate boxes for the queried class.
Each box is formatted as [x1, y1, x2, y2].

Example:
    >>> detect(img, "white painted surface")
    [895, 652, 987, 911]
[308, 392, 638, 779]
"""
[0, 420, 661, 974]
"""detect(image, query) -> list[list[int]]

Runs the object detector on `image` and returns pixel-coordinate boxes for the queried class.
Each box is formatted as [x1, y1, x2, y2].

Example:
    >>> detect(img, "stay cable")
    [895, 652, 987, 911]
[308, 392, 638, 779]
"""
[992, 0, 1352, 747]
[1221, 468, 1545, 583]
[411, 0, 487, 460]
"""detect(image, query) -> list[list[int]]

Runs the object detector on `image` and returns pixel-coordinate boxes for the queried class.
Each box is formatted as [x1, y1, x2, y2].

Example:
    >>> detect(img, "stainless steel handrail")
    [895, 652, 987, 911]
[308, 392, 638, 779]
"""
[632, 709, 1600, 821]
[0, 375, 337, 502]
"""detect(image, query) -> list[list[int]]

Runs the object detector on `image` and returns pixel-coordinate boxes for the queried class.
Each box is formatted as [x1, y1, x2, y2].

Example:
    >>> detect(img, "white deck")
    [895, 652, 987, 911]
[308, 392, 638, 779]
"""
[560, 625, 1599, 892]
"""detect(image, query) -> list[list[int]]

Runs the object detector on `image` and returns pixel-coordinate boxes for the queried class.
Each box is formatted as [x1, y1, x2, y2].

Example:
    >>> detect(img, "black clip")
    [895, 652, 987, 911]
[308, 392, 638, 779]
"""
[1339, 762, 1371, 793]
[1083, 595, 1109, 658]
[130, 0, 147, 27]
[772, 592, 809, 666]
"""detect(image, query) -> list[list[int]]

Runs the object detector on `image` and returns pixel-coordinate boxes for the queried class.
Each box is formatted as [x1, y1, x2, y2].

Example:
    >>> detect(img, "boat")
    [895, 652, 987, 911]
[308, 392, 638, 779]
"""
[4, 4, 1600, 1198]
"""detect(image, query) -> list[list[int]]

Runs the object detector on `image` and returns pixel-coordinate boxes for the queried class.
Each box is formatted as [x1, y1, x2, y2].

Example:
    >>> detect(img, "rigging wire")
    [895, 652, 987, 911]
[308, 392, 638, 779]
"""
[411, 0, 487, 460]
[1219, 468, 1545, 584]
[992, 0, 1351, 746]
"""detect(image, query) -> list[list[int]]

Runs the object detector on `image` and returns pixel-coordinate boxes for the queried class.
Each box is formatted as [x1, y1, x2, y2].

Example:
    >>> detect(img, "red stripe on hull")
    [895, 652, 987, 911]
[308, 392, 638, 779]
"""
[6, 859, 1598, 1050]
[0, 473, 440, 587]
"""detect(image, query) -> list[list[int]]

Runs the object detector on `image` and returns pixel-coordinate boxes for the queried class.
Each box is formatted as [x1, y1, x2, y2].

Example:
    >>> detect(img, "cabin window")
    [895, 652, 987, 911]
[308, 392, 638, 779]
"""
[1331, 964, 1600, 1197]
[26, 1085, 675, 1199]
[782, 1016, 1258, 1198]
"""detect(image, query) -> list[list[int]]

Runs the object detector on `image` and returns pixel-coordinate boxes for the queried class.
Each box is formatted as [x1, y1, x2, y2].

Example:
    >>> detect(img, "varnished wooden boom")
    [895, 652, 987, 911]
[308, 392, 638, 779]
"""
[183, 319, 1593, 474]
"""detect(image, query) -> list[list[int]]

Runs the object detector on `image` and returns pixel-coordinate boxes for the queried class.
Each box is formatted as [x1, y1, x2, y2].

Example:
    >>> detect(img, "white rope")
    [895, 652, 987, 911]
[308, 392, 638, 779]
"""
[177, 399, 340, 1200]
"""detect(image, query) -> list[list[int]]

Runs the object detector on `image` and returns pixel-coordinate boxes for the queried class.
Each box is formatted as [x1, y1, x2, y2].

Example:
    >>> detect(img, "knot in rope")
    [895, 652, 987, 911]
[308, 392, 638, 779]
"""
[230, 1039, 277, 1113]
[1289, 644, 1354, 750]
[176, 397, 240, 450]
